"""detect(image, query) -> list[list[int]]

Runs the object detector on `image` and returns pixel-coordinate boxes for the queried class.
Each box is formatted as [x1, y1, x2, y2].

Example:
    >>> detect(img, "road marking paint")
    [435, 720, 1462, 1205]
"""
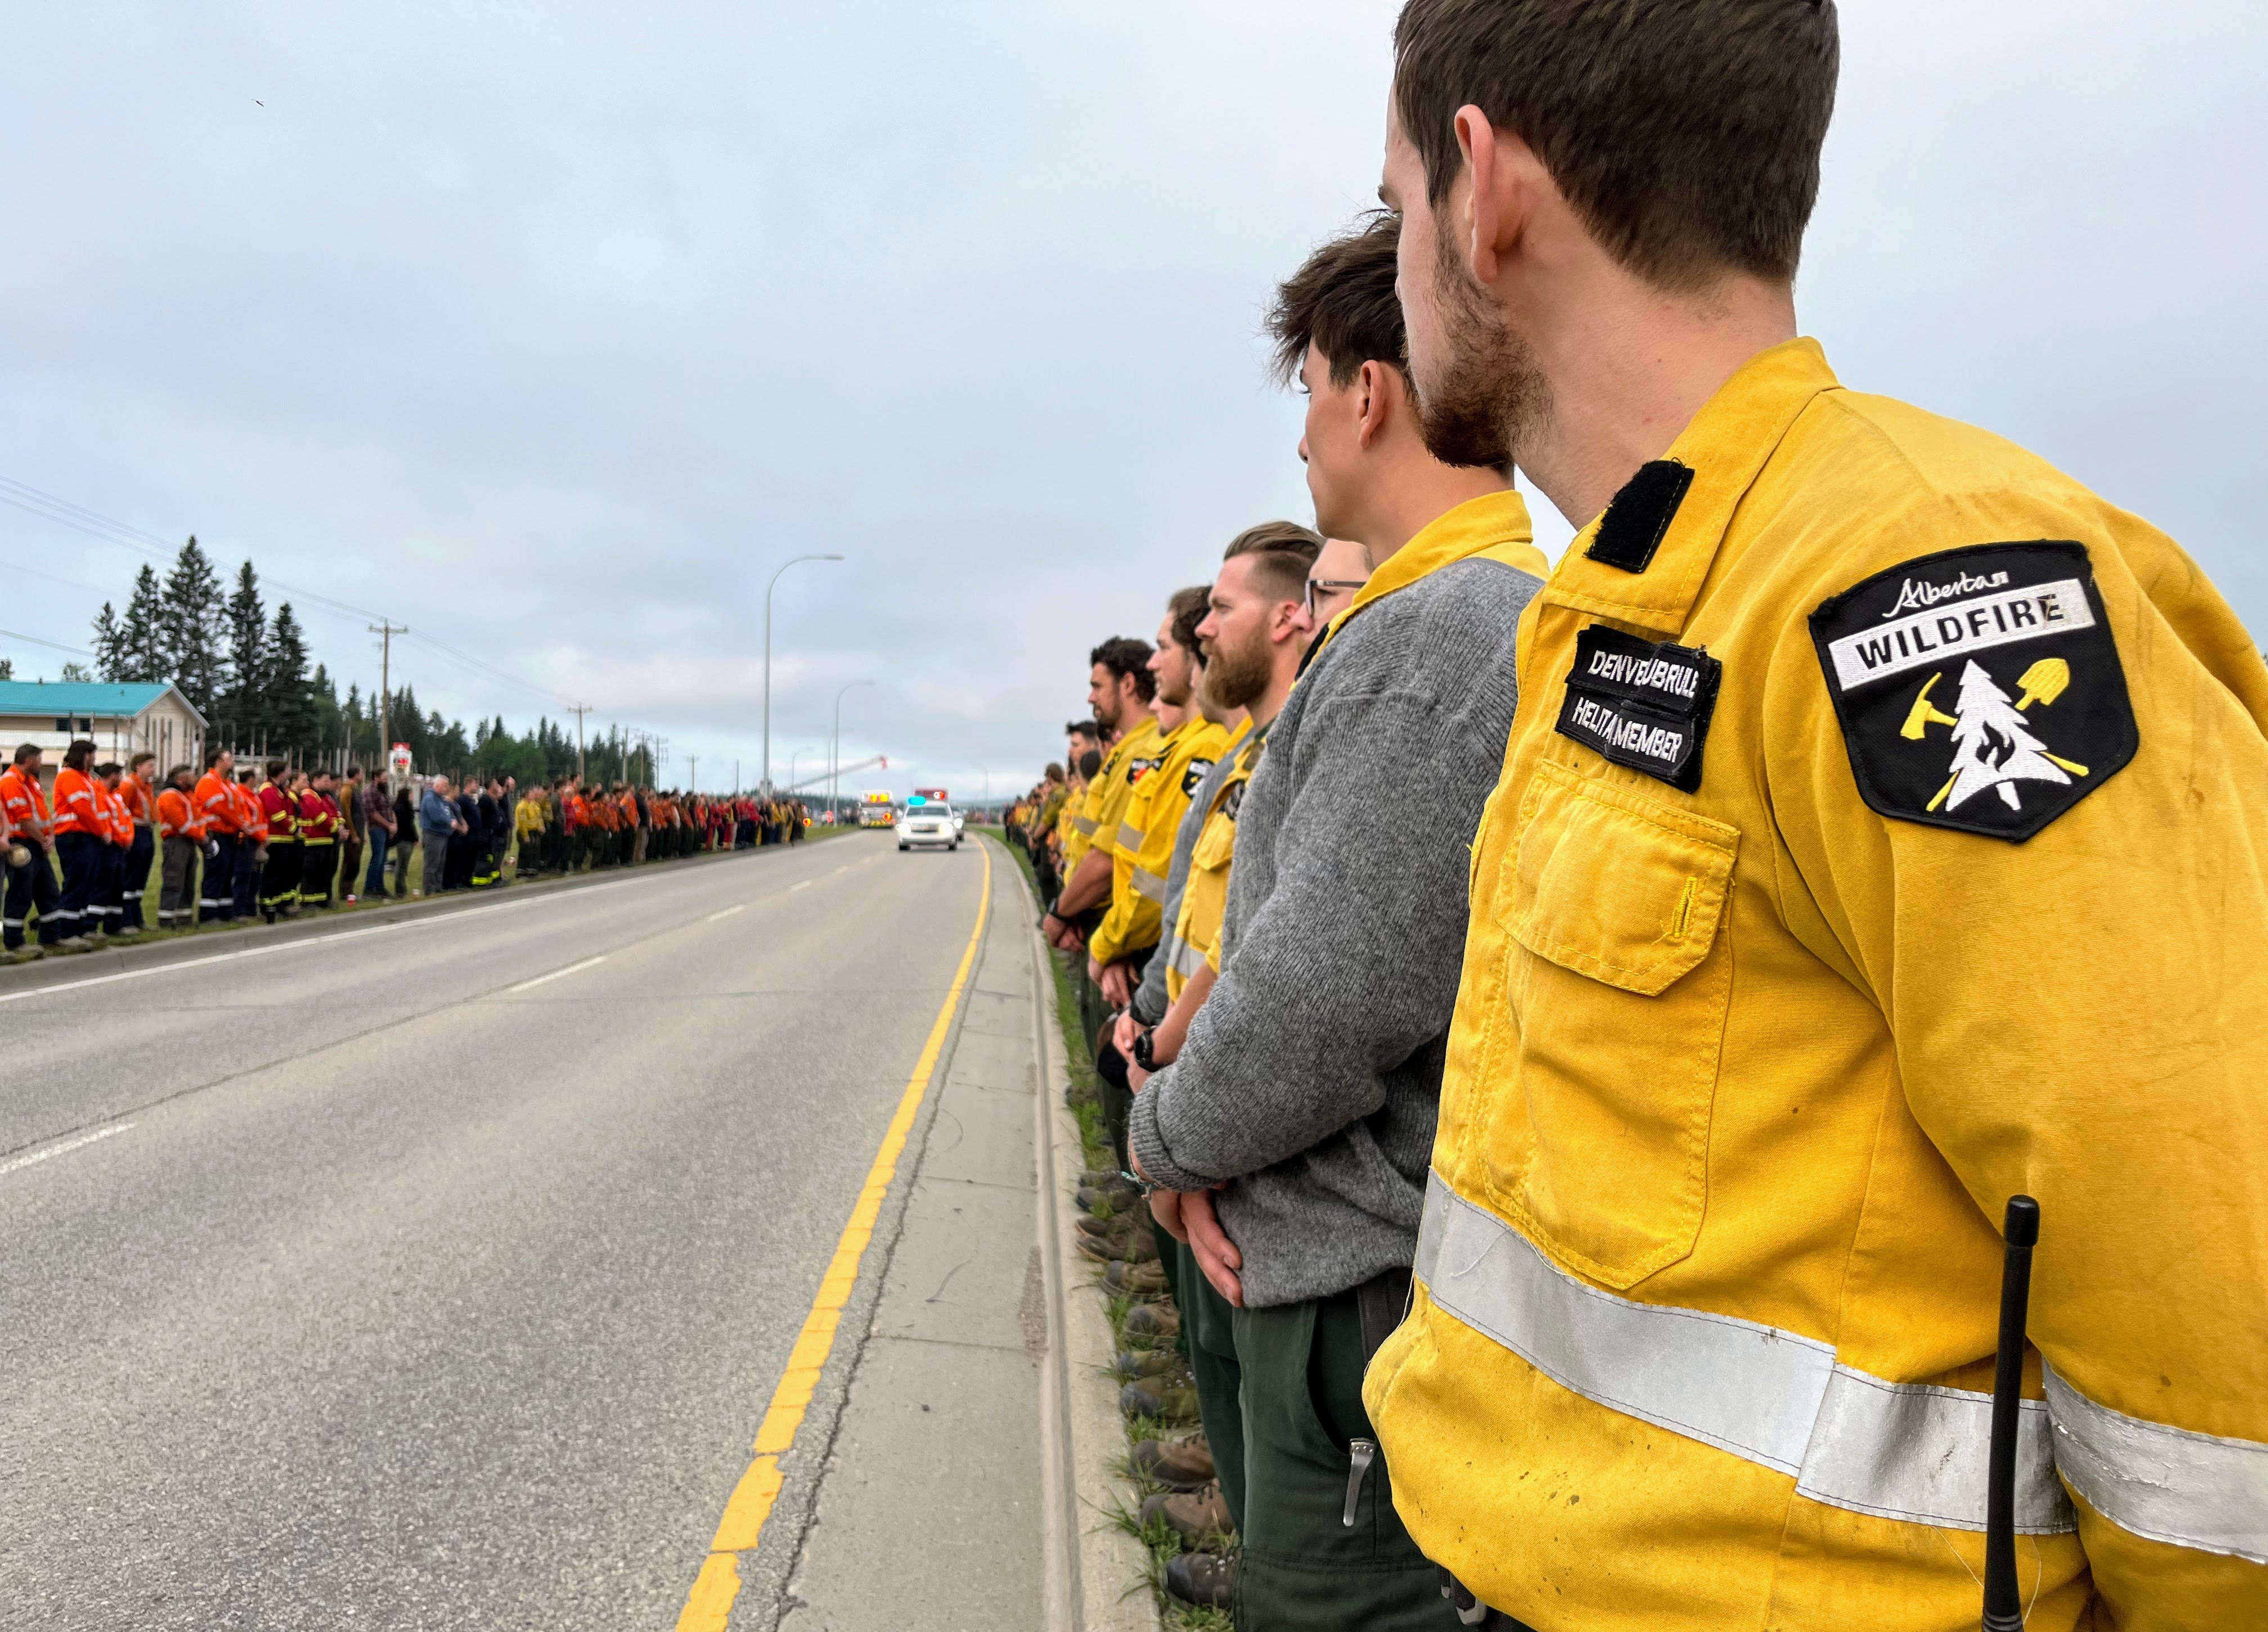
[0, 1122, 134, 1179]
[507, 954, 606, 994]
[789, 881, 811, 892]
[0, 871, 673, 1007]
[831, 865, 849, 876]
[706, 905, 745, 922]
[676, 844, 993, 1631]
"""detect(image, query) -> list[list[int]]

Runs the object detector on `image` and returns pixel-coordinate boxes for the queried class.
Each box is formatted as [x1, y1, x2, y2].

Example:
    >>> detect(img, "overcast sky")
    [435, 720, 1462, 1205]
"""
[3, 3, 2261, 799]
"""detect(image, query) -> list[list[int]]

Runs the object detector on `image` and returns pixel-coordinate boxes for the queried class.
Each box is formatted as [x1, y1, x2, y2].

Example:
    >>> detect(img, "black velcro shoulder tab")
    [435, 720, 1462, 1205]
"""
[1586, 459, 1695, 574]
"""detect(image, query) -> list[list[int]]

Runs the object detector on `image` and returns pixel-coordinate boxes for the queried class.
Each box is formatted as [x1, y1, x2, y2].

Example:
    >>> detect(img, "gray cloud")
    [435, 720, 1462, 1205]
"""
[3, 2, 2258, 799]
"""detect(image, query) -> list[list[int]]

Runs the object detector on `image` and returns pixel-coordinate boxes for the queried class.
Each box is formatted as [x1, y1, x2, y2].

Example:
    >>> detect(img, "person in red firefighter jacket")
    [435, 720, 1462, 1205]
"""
[256, 761, 300, 922]
[298, 770, 341, 909]
[232, 767, 267, 923]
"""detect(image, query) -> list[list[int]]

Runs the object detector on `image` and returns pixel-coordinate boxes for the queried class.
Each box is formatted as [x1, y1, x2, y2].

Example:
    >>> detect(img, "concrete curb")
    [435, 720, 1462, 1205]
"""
[1004, 846, 1158, 1632]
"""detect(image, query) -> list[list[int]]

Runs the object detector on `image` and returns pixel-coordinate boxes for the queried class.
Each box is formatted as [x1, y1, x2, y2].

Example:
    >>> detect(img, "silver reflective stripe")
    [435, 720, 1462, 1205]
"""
[1133, 868, 1168, 903]
[1169, 937, 1209, 978]
[1116, 823, 1145, 853]
[1072, 815, 1098, 836]
[2044, 1365, 2268, 1562]
[1413, 1174, 2074, 1534]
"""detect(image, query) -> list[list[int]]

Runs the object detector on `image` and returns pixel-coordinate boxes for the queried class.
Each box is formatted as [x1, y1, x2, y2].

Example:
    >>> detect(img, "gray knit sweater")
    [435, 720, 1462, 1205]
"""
[1126, 551, 1541, 1308]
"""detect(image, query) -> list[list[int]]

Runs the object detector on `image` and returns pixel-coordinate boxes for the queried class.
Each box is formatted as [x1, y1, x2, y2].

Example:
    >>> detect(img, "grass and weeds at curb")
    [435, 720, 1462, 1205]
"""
[993, 831, 1234, 1631]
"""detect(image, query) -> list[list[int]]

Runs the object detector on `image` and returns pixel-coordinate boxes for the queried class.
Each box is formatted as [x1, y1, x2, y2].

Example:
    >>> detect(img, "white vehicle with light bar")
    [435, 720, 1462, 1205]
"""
[896, 799, 958, 851]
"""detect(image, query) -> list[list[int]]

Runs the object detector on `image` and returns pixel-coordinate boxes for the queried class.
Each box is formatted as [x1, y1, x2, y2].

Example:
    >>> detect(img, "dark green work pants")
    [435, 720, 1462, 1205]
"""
[1230, 1287, 1461, 1632]
[1177, 1242, 1248, 1535]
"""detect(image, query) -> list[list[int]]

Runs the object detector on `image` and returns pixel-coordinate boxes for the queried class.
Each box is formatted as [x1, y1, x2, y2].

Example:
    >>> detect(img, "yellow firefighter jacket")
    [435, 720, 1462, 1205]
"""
[1365, 339, 2268, 1631]
[1089, 714, 1232, 967]
[1170, 721, 1264, 1001]
[1067, 719, 1156, 878]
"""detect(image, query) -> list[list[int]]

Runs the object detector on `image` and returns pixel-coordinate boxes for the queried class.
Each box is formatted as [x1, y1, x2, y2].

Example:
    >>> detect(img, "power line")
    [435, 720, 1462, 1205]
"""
[1, 472, 591, 715]
[0, 626, 97, 658]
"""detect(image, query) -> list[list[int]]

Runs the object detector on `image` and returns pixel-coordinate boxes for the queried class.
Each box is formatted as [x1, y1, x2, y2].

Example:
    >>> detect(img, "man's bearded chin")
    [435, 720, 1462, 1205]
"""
[1201, 632, 1271, 712]
[1413, 232, 1549, 472]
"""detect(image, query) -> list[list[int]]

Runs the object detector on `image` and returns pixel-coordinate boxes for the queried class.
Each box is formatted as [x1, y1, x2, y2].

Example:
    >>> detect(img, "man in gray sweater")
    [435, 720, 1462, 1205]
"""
[1128, 215, 1546, 1628]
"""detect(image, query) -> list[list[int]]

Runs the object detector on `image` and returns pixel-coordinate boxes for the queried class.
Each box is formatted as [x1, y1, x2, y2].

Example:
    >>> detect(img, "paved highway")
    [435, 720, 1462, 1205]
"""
[0, 832, 1034, 1630]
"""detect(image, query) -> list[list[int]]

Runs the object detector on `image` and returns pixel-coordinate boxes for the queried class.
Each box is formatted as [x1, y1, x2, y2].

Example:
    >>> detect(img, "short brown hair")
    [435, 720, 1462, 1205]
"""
[1166, 585, 1212, 664]
[1393, 0, 1839, 289]
[1266, 211, 1405, 388]
[1224, 520, 1325, 605]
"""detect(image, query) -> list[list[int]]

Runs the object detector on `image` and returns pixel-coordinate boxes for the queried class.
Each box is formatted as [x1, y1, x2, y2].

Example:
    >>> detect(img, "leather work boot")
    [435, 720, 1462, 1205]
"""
[1120, 1376, 1199, 1422]
[1123, 1302, 1180, 1342]
[1078, 1225, 1157, 1264]
[1165, 1551, 1236, 1611]
[1104, 1259, 1168, 1298]
[1076, 1211, 1131, 1243]
[1141, 1481, 1233, 1542]
[1130, 1432, 1214, 1491]
[1114, 1348, 1183, 1380]
[1076, 1180, 1137, 1215]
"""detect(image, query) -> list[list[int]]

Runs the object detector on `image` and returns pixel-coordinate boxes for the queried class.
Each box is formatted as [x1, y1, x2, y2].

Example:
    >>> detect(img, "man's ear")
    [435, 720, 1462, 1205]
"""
[1453, 104, 1533, 286]
[1355, 360, 1394, 449]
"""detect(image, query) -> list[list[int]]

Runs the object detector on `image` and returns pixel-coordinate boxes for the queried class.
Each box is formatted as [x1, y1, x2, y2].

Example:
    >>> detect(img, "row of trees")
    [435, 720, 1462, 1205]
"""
[82, 539, 654, 785]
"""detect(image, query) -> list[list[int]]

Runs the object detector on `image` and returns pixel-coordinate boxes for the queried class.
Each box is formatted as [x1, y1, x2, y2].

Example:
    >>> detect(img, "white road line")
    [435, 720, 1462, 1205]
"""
[0, 870, 666, 1007]
[0, 1123, 134, 1179]
[832, 866, 850, 876]
[507, 954, 606, 994]
[706, 905, 745, 921]
[789, 881, 811, 892]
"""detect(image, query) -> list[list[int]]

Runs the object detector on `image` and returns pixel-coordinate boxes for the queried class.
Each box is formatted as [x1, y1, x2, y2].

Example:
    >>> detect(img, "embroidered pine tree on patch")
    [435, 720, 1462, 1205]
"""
[1932, 660, 2087, 814]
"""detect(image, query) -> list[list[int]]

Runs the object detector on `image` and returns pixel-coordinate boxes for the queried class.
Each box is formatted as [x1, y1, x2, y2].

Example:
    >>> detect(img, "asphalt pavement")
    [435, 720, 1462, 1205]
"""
[0, 832, 1048, 1631]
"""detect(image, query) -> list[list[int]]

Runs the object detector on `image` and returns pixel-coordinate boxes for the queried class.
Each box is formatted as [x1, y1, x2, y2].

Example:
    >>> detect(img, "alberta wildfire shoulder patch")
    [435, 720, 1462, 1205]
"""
[1808, 540, 2137, 841]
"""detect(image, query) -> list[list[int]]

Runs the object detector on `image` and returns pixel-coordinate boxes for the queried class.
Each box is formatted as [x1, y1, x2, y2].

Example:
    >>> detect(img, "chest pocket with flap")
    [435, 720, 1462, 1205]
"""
[1478, 758, 1740, 1290]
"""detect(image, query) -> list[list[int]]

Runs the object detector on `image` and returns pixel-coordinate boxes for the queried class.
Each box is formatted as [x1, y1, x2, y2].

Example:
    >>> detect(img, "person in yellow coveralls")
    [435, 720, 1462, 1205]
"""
[1364, 4, 2268, 1630]
[1087, 586, 1234, 1008]
[1046, 643, 1157, 948]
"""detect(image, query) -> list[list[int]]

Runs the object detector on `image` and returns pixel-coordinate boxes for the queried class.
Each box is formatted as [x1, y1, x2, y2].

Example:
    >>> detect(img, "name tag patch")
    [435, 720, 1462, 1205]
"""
[1807, 542, 2136, 842]
[1554, 625, 1721, 792]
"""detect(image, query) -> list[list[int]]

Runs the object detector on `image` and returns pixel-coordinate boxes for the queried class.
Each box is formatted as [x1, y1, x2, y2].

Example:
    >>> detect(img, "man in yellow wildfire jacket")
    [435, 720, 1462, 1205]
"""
[1087, 586, 1232, 1007]
[1366, 4, 2268, 1629]
[1042, 638, 1159, 950]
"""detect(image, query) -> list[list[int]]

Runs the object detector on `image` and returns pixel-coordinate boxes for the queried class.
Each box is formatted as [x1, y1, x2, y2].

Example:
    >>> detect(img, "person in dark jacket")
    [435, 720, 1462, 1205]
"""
[391, 783, 417, 896]
[472, 779, 503, 887]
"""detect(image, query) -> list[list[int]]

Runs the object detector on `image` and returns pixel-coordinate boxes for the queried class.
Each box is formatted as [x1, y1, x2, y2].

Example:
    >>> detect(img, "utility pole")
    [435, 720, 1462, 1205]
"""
[569, 704, 591, 780]
[762, 553, 843, 796]
[688, 754, 698, 793]
[368, 622, 407, 782]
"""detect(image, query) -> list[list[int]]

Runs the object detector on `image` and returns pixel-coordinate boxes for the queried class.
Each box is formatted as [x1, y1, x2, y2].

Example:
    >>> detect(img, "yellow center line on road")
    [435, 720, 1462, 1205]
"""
[674, 844, 992, 1631]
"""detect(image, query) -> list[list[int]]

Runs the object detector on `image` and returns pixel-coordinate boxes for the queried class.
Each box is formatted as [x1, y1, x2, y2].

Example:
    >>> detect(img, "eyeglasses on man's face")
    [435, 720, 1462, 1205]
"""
[1303, 578, 1367, 619]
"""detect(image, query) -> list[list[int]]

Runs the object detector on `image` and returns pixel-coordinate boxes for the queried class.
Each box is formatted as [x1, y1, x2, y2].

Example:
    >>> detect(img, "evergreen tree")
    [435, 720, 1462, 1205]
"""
[118, 566, 167, 683]
[91, 603, 123, 680]
[160, 537, 226, 718]
[0, 658, 12, 680]
[60, 661, 94, 683]
[266, 602, 318, 756]
[219, 561, 268, 749]
[309, 664, 344, 766]
[1943, 659, 2072, 813]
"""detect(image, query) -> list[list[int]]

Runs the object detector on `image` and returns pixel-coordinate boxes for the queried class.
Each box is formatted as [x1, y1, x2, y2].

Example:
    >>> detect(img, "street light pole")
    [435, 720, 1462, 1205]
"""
[832, 678, 873, 823]
[789, 746, 808, 792]
[763, 553, 844, 797]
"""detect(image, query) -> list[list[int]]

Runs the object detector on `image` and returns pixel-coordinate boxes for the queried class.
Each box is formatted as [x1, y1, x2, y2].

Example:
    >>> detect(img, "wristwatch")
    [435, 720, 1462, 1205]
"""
[1130, 1027, 1158, 1072]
